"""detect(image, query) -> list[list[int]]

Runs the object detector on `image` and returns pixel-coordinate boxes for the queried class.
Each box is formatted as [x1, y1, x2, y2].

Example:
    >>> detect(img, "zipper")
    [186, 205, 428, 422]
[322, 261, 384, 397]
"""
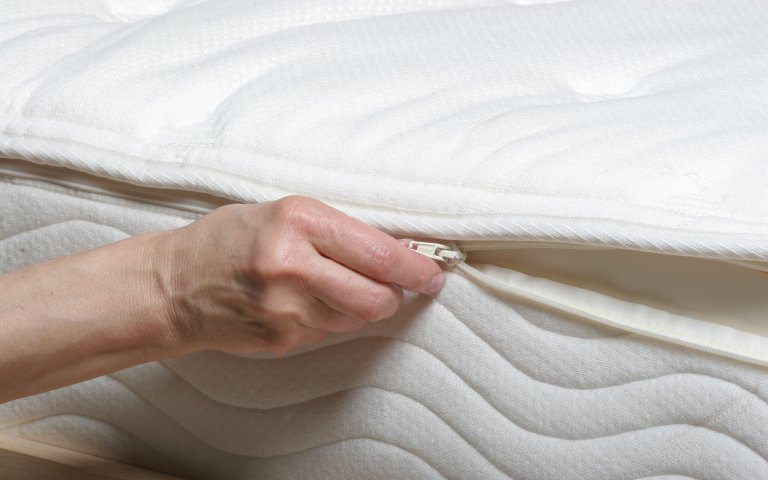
[407, 241, 467, 266]
[409, 240, 768, 368]
[3, 159, 766, 367]
[411, 239, 768, 273]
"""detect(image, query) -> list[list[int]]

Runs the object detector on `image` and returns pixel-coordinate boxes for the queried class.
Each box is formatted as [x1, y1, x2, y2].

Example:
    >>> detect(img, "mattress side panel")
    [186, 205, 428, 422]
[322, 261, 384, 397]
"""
[1, 176, 767, 479]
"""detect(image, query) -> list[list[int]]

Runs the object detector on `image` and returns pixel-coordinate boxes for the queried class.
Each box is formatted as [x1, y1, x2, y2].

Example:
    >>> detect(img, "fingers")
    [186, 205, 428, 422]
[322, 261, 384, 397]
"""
[295, 326, 329, 346]
[299, 298, 368, 334]
[263, 293, 380, 356]
[180, 197, 448, 357]
[296, 201, 445, 295]
[266, 323, 328, 356]
[302, 256, 404, 327]
[261, 298, 363, 356]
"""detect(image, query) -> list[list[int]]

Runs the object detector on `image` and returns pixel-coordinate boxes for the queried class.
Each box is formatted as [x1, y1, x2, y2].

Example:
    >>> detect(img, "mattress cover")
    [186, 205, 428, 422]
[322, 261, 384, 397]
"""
[2, 0, 767, 257]
[1, 0, 767, 479]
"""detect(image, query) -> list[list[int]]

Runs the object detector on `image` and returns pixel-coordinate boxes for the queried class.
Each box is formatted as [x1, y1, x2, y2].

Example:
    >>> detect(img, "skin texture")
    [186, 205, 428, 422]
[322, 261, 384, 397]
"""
[0, 196, 445, 403]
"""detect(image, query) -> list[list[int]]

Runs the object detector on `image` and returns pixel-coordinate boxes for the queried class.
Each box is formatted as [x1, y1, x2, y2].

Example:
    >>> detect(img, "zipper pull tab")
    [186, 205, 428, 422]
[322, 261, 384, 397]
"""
[407, 241, 466, 266]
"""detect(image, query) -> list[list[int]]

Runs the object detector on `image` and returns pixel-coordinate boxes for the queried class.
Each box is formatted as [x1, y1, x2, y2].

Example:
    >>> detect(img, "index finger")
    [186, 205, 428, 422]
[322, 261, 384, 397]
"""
[304, 203, 445, 295]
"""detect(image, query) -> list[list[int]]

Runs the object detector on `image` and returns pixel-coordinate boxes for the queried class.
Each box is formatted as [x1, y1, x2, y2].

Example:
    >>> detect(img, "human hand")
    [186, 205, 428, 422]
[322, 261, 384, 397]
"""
[151, 196, 445, 355]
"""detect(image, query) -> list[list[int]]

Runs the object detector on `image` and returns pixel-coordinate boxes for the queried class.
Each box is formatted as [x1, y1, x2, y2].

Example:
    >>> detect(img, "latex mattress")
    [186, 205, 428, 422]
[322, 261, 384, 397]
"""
[0, 1, 767, 479]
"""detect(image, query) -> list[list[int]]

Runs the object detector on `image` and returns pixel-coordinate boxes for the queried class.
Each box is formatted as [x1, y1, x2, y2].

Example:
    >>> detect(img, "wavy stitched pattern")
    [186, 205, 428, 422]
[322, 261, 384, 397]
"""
[1, 178, 768, 478]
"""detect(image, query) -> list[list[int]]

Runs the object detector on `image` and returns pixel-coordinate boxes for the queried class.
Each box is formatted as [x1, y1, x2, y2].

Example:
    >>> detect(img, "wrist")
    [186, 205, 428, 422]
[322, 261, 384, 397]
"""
[0, 227, 196, 401]
[116, 229, 199, 358]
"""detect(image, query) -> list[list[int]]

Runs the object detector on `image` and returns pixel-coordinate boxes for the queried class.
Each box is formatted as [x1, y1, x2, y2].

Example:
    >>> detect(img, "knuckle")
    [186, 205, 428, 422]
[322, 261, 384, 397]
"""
[293, 262, 324, 297]
[349, 317, 367, 331]
[389, 289, 405, 316]
[243, 319, 278, 343]
[268, 329, 302, 356]
[258, 244, 311, 288]
[282, 261, 311, 290]
[273, 196, 320, 232]
[363, 287, 399, 322]
[365, 241, 397, 278]
[411, 263, 435, 291]
[297, 328, 328, 347]
[335, 316, 367, 333]
[293, 307, 317, 330]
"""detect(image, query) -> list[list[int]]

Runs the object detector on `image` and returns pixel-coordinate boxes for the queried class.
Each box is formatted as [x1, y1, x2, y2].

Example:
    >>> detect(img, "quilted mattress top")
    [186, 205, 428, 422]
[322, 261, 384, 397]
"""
[1, 0, 767, 259]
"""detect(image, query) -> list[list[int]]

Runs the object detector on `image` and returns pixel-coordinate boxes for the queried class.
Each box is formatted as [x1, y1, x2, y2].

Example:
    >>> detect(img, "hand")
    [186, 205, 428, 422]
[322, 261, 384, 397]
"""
[152, 196, 445, 355]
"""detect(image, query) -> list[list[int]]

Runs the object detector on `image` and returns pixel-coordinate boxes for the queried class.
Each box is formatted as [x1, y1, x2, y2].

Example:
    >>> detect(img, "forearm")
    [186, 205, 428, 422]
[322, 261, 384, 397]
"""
[0, 231, 185, 403]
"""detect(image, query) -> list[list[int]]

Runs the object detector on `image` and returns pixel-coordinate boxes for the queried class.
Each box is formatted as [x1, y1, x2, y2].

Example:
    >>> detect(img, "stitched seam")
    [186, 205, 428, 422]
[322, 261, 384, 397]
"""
[2, 118, 768, 228]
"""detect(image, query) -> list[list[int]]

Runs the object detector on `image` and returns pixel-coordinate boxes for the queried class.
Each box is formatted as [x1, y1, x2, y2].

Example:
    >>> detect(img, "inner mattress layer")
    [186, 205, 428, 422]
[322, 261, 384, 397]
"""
[469, 247, 768, 338]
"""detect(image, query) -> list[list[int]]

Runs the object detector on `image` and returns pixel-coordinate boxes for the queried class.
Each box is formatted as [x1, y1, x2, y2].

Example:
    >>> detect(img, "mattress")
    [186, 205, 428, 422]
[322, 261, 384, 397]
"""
[1, 1, 767, 479]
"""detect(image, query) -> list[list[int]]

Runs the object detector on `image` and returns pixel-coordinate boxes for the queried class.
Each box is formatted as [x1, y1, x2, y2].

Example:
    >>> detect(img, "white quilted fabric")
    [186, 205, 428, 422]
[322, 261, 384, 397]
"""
[1, 179, 767, 479]
[1, 0, 767, 479]
[1, 0, 767, 257]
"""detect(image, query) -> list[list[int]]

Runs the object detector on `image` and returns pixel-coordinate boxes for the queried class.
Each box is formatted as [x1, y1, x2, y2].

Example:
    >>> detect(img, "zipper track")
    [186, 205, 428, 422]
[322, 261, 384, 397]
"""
[3, 158, 767, 367]
[408, 243, 768, 368]
[453, 240, 768, 273]
[455, 262, 768, 368]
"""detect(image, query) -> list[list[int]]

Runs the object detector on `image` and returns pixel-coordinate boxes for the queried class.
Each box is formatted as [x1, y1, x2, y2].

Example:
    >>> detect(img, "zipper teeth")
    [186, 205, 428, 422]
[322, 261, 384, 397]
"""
[0, 159, 228, 215]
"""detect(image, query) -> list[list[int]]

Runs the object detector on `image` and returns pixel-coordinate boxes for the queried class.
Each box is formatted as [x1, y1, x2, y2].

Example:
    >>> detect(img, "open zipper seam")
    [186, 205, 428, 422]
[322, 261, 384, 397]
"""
[3, 160, 767, 367]
[5, 153, 768, 272]
[455, 262, 768, 368]
[454, 240, 768, 274]
[409, 243, 768, 365]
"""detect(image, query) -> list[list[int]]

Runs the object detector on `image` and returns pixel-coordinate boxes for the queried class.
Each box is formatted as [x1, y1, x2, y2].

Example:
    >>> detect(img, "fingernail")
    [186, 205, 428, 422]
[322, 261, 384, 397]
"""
[427, 272, 445, 294]
[398, 238, 413, 248]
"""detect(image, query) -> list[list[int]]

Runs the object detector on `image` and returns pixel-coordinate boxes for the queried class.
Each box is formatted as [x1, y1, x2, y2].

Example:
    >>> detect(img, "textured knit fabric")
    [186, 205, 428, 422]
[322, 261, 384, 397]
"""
[1, 1, 767, 478]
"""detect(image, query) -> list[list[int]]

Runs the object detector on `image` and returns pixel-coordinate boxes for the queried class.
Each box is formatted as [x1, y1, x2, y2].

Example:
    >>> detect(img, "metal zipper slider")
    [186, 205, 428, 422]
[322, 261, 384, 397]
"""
[407, 241, 466, 266]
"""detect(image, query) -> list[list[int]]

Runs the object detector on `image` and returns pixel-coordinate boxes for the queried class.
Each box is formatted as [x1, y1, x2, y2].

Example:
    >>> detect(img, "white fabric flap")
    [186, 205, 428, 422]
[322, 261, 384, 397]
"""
[1, 0, 767, 258]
